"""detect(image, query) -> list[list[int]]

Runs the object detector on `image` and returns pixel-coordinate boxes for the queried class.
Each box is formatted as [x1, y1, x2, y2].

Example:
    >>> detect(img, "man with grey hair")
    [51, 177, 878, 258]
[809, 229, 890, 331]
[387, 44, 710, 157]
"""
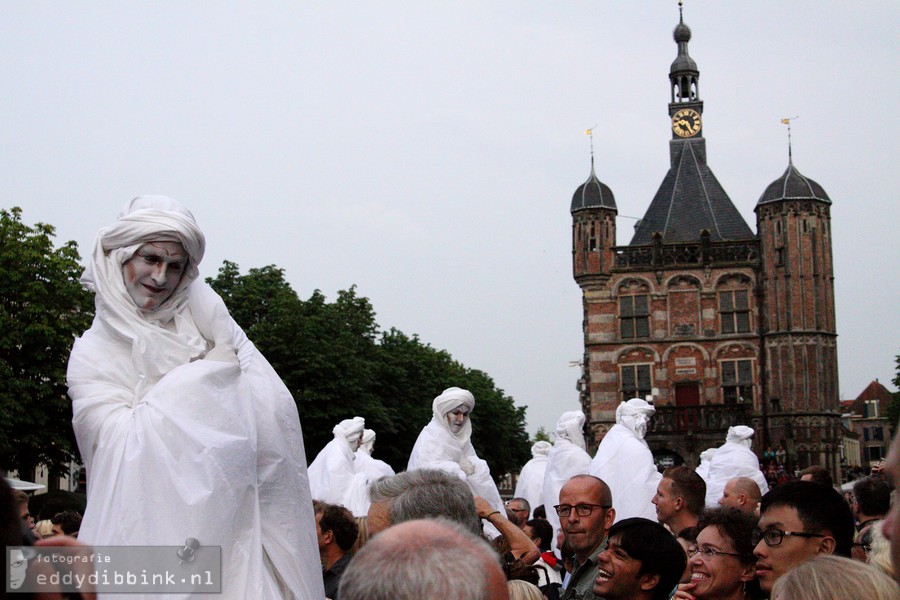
[367, 468, 481, 536]
[366, 469, 539, 563]
[340, 518, 510, 600]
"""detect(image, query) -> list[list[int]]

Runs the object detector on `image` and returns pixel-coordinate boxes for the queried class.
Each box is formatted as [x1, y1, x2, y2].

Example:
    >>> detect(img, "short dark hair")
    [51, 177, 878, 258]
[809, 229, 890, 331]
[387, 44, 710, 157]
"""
[51, 510, 82, 536]
[799, 465, 833, 488]
[852, 477, 891, 517]
[696, 508, 759, 565]
[760, 481, 854, 557]
[532, 504, 546, 519]
[525, 518, 553, 552]
[606, 517, 686, 600]
[317, 503, 360, 552]
[663, 465, 706, 516]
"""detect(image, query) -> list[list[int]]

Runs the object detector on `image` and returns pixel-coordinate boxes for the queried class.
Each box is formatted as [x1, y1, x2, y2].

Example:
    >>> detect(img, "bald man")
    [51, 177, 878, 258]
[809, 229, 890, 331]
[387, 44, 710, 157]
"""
[718, 477, 762, 514]
[339, 518, 509, 600]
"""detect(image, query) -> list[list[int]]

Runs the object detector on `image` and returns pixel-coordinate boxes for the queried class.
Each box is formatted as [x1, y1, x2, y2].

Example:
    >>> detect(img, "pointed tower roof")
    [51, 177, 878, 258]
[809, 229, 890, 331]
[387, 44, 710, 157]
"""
[571, 164, 617, 213]
[757, 161, 831, 206]
[631, 143, 754, 244]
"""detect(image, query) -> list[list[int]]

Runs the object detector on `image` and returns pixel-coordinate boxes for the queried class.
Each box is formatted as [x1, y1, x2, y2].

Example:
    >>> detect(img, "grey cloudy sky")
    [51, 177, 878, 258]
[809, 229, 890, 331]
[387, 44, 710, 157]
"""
[2, 1, 897, 436]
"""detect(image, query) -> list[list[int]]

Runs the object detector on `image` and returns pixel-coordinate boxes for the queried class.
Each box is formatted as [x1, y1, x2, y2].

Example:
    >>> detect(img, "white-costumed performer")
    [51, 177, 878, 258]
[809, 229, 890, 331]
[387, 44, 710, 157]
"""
[355, 428, 396, 484]
[589, 398, 662, 523]
[67, 196, 324, 600]
[308, 417, 371, 517]
[407, 387, 505, 529]
[703, 425, 769, 508]
[542, 411, 591, 553]
[513, 440, 552, 517]
[695, 447, 717, 481]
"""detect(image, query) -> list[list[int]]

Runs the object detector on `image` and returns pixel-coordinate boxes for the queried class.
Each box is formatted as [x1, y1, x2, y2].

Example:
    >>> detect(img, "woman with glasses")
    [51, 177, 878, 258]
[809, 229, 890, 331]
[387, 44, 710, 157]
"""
[674, 508, 762, 600]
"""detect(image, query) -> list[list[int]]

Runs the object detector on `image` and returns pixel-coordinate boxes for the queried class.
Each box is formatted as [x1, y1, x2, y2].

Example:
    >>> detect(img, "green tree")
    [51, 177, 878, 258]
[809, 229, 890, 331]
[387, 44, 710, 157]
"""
[888, 352, 900, 435]
[0, 208, 93, 475]
[207, 261, 531, 477]
[533, 427, 551, 443]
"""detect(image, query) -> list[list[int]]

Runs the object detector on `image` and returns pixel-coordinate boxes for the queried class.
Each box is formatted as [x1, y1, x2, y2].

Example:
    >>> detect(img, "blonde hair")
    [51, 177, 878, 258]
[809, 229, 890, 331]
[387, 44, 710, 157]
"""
[507, 579, 543, 600]
[34, 519, 54, 538]
[350, 516, 369, 555]
[772, 555, 900, 600]
[867, 524, 895, 580]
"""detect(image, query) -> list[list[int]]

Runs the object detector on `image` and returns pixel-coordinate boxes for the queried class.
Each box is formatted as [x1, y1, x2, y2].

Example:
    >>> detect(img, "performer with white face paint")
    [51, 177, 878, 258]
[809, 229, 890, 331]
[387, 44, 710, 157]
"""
[308, 416, 371, 516]
[407, 387, 505, 528]
[67, 196, 324, 599]
[355, 428, 395, 484]
[589, 398, 662, 523]
[702, 425, 768, 508]
[513, 440, 552, 517]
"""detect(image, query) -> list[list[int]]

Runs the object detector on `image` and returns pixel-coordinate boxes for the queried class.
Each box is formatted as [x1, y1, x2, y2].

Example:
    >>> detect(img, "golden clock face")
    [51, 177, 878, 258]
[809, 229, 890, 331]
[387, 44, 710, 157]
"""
[672, 108, 702, 137]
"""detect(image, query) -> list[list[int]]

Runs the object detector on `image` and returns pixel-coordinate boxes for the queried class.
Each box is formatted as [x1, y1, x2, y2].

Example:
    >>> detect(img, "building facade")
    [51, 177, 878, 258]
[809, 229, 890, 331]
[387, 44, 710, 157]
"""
[571, 9, 842, 478]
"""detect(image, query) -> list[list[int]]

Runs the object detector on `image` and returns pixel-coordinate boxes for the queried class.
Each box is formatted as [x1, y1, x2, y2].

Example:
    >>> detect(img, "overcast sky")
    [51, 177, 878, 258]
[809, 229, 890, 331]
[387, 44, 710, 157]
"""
[2, 1, 897, 436]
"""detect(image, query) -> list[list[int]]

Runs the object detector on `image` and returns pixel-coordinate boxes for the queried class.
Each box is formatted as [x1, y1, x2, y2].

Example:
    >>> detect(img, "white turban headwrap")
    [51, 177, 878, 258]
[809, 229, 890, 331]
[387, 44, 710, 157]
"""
[360, 428, 377, 455]
[531, 441, 552, 458]
[334, 417, 366, 448]
[726, 425, 754, 448]
[616, 398, 655, 440]
[555, 410, 586, 450]
[432, 387, 475, 442]
[81, 195, 209, 400]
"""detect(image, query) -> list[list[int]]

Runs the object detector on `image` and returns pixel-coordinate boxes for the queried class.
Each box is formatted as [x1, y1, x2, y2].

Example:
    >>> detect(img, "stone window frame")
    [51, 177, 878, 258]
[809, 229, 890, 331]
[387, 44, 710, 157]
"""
[718, 289, 751, 334]
[719, 358, 754, 404]
[620, 363, 653, 402]
[619, 294, 650, 339]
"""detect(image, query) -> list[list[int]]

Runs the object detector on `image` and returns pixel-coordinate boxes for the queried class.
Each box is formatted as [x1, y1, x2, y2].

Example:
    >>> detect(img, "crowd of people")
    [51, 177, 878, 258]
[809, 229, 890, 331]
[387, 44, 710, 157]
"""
[5, 196, 899, 599]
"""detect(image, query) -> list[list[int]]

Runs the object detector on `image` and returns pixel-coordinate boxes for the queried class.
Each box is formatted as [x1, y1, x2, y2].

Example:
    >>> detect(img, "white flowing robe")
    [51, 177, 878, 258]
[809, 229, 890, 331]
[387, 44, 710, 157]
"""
[68, 198, 323, 600]
[542, 438, 591, 553]
[514, 441, 551, 517]
[704, 441, 769, 507]
[407, 418, 505, 517]
[308, 422, 371, 517]
[590, 423, 661, 523]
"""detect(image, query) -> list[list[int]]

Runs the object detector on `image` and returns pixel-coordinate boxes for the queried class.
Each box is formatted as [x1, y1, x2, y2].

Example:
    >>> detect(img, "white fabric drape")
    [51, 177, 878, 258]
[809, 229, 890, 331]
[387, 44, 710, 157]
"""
[68, 197, 324, 600]
[514, 441, 552, 516]
[355, 429, 395, 486]
[589, 399, 661, 523]
[542, 411, 591, 553]
[702, 426, 769, 507]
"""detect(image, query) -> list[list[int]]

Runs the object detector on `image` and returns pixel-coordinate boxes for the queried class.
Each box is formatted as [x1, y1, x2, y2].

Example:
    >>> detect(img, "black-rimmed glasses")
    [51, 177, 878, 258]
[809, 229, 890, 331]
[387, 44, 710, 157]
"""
[687, 546, 742, 560]
[751, 528, 826, 547]
[554, 503, 611, 518]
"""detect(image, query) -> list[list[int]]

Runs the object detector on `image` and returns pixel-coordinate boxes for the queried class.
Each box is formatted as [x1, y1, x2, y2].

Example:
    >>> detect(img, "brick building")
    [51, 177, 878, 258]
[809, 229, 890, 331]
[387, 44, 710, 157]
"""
[570, 8, 842, 478]
[842, 380, 894, 468]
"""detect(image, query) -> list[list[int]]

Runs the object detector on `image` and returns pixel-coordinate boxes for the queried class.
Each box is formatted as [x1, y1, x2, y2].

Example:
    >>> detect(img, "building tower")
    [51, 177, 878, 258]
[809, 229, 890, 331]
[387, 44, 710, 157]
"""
[756, 155, 841, 475]
[571, 154, 617, 414]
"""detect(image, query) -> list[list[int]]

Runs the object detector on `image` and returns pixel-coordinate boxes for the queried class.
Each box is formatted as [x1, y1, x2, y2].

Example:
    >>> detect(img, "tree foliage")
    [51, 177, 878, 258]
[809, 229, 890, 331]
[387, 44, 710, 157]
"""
[207, 261, 531, 477]
[0, 208, 93, 474]
[533, 427, 551, 443]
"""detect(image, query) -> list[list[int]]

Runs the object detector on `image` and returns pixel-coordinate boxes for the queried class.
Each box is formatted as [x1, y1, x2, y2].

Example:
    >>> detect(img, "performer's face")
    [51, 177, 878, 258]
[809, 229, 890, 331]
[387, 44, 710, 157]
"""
[123, 241, 188, 310]
[445, 405, 470, 434]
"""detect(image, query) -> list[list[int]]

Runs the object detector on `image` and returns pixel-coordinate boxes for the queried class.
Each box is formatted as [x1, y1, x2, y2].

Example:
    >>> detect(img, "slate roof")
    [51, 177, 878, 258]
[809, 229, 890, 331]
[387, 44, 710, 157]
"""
[629, 140, 754, 245]
[571, 165, 617, 213]
[757, 162, 831, 206]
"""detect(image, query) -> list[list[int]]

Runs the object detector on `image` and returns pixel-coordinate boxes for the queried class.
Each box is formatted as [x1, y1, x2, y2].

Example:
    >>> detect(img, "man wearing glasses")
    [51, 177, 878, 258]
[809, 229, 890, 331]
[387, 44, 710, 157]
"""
[506, 498, 531, 529]
[555, 475, 615, 600]
[752, 480, 855, 594]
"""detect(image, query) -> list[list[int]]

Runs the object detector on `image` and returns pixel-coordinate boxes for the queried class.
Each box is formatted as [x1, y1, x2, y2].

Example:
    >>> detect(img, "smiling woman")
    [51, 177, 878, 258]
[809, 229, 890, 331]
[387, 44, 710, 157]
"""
[675, 508, 762, 600]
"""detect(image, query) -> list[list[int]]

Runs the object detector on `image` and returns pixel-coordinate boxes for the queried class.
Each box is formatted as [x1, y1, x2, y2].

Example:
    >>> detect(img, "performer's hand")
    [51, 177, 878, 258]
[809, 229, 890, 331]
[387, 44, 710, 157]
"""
[204, 344, 239, 366]
[459, 457, 476, 476]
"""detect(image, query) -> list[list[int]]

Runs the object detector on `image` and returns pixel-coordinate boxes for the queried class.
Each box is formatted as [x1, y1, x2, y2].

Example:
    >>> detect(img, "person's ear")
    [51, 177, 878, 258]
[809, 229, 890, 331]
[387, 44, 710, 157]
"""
[322, 529, 334, 545]
[739, 562, 756, 582]
[605, 507, 616, 529]
[674, 496, 684, 510]
[817, 535, 836, 555]
[639, 573, 660, 592]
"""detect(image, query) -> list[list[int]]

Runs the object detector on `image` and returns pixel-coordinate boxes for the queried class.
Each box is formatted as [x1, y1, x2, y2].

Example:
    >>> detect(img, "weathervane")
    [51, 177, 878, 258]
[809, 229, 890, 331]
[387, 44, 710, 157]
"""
[585, 125, 597, 169]
[781, 115, 799, 162]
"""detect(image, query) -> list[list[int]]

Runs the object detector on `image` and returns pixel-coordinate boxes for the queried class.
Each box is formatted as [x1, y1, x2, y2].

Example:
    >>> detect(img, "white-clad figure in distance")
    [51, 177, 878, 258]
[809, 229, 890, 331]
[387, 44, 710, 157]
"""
[589, 398, 662, 523]
[407, 387, 505, 523]
[702, 425, 769, 508]
[308, 417, 371, 516]
[67, 196, 323, 599]
[542, 410, 591, 553]
[514, 440, 552, 517]
[355, 428, 396, 485]
[695, 447, 717, 481]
